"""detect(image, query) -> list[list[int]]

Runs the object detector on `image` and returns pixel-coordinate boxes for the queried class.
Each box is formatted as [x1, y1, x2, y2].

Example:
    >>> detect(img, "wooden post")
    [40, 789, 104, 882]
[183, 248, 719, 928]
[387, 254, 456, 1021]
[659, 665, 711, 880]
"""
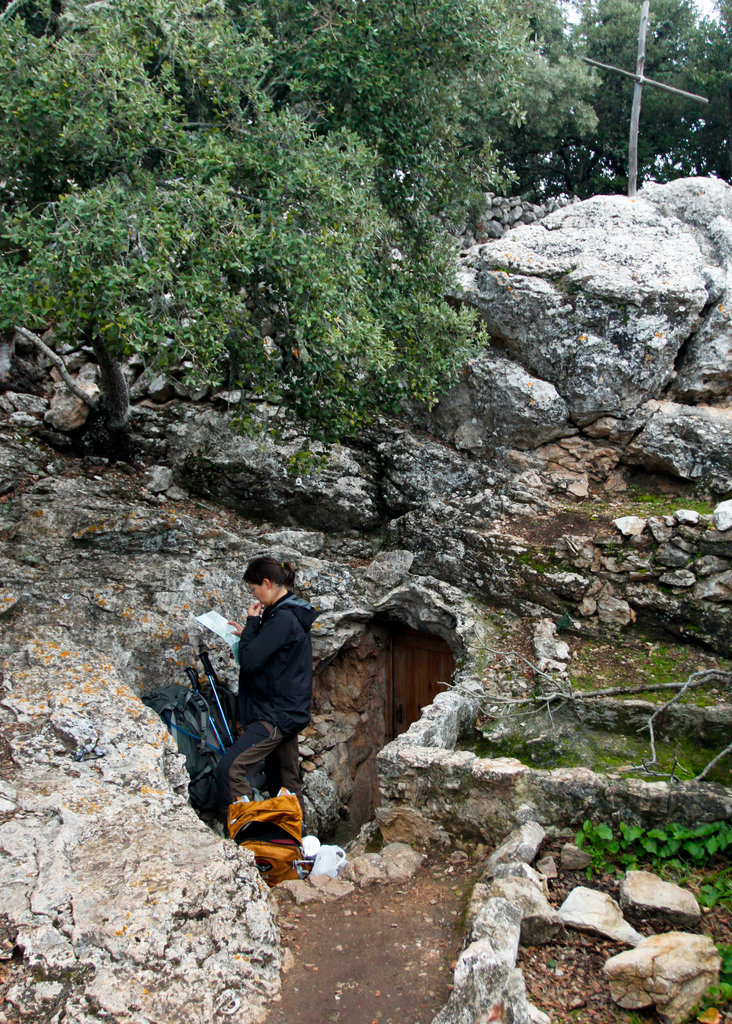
[628, 0, 650, 197]
[582, 2, 707, 197]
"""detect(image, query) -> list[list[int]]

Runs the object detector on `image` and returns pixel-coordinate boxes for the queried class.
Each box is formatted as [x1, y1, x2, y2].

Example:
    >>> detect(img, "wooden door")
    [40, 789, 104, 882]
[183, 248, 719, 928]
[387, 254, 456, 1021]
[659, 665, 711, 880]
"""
[386, 627, 455, 740]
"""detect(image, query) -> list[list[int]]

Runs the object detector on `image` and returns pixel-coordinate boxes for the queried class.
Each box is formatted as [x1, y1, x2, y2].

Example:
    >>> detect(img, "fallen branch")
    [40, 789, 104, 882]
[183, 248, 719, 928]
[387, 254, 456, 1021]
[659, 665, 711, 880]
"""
[632, 670, 731, 777]
[472, 638, 731, 783]
[694, 740, 732, 782]
[587, 670, 730, 700]
[15, 327, 99, 411]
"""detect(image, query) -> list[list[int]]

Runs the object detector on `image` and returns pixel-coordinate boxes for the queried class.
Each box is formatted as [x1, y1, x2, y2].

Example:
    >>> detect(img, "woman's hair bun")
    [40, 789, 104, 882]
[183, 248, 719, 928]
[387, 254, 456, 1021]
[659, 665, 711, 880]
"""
[243, 556, 296, 588]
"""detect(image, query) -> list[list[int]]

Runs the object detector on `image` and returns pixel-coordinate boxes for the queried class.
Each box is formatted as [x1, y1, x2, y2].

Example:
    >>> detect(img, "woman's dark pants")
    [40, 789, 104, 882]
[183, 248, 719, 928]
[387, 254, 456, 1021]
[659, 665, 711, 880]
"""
[215, 721, 304, 813]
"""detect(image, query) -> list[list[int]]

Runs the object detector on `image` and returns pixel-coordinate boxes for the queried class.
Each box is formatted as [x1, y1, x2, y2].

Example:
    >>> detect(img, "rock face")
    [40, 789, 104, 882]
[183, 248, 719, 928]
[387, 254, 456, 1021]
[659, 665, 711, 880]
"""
[603, 932, 721, 1024]
[0, 635, 279, 1024]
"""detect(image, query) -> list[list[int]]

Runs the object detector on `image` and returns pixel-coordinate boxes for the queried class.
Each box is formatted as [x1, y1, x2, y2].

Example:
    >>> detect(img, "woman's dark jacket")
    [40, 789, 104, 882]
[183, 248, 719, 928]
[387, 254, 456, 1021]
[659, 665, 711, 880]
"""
[235, 591, 318, 737]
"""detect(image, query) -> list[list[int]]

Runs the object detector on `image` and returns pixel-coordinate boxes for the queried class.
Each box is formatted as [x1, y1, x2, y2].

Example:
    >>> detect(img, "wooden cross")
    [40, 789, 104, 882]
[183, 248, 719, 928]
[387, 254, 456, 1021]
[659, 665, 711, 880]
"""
[583, 0, 708, 197]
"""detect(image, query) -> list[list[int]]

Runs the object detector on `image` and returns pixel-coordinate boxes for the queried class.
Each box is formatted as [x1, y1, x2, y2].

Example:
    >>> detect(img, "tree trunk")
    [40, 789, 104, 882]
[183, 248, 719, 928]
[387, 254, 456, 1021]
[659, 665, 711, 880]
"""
[90, 336, 130, 432]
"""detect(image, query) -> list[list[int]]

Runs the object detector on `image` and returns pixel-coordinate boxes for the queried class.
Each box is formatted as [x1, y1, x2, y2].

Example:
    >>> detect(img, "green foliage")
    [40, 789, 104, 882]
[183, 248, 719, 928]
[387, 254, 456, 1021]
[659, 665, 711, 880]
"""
[253, 0, 531, 220]
[576, 819, 732, 905]
[1, 0, 517, 441]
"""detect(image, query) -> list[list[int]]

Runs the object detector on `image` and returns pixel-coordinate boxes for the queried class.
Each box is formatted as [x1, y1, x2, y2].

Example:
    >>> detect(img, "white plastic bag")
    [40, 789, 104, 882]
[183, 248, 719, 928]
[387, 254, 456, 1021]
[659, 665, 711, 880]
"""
[311, 844, 347, 878]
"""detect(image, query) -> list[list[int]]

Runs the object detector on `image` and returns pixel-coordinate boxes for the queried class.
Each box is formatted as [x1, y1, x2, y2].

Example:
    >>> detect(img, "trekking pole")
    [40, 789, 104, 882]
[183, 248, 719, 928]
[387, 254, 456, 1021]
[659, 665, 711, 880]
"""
[200, 651, 235, 746]
[186, 666, 225, 754]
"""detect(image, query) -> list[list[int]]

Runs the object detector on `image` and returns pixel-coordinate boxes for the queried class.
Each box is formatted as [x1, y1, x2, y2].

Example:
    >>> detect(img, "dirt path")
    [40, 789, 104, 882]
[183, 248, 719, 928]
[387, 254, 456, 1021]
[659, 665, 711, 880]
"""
[264, 853, 477, 1024]
[264, 844, 732, 1024]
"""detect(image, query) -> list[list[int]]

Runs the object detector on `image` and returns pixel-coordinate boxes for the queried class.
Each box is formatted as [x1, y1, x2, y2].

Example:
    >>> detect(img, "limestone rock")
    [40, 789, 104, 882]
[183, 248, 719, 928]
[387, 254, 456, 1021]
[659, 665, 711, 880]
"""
[0, 634, 278, 1024]
[276, 879, 326, 905]
[535, 856, 557, 879]
[624, 400, 732, 493]
[694, 570, 732, 602]
[597, 591, 635, 626]
[44, 380, 99, 432]
[560, 844, 591, 871]
[465, 883, 493, 933]
[374, 806, 442, 846]
[531, 618, 570, 674]
[714, 499, 732, 532]
[558, 886, 643, 946]
[432, 939, 533, 1024]
[614, 516, 646, 537]
[431, 349, 569, 451]
[1, 390, 48, 418]
[619, 870, 701, 928]
[308, 874, 355, 899]
[603, 931, 721, 1024]
[303, 769, 340, 837]
[144, 465, 175, 494]
[381, 842, 425, 881]
[658, 569, 696, 588]
[365, 549, 414, 585]
[468, 897, 522, 968]
[485, 823, 546, 873]
[455, 190, 710, 426]
[487, 877, 561, 946]
[484, 861, 549, 898]
[165, 406, 381, 531]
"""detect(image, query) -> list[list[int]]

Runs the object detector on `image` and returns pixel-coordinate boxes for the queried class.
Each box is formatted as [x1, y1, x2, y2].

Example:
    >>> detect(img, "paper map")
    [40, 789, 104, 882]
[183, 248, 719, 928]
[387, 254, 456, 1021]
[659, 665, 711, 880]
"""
[194, 610, 239, 652]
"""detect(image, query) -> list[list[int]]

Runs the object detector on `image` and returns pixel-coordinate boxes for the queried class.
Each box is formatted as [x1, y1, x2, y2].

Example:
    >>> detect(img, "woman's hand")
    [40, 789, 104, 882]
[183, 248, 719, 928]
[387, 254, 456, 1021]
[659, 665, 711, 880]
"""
[228, 620, 244, 636]
[246, 601, 263, 618]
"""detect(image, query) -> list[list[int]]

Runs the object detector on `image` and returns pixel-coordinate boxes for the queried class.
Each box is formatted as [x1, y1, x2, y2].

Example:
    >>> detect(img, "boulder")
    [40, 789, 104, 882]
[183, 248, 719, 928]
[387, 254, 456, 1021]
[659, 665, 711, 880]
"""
[619, 870, 701, 928]
[624, 400, 732, 493]
[603, 931, 721, 1024]
[558, 887, 643, 946]
[431, 349, 569, 451]
[455, 190, 711, 425]
[165, 405, 382, 531]
[560, 843, 591, 871]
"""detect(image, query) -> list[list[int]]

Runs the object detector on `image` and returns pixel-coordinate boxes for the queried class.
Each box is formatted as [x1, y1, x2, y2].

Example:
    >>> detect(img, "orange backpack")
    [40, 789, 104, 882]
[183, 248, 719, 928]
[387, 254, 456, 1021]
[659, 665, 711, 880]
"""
[228, 789, 303, 886]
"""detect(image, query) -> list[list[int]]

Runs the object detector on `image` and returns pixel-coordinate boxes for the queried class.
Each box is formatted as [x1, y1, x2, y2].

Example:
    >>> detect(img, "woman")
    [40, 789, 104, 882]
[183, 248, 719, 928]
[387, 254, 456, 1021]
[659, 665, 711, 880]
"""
[215, 556, 318, 814]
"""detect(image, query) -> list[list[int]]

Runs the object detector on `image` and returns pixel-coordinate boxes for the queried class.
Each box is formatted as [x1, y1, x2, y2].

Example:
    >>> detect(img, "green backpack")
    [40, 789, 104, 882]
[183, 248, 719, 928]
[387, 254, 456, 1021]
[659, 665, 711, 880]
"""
[143, 683, 225, 810]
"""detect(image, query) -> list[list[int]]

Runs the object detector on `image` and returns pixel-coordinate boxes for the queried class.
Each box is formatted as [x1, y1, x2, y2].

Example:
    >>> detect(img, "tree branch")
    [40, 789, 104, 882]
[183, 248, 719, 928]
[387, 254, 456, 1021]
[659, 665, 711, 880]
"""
[473, 634, 731, 783]
[15, 326, 99, 411]
[0, 0, 30, 23]
[694, 741, 732, 782]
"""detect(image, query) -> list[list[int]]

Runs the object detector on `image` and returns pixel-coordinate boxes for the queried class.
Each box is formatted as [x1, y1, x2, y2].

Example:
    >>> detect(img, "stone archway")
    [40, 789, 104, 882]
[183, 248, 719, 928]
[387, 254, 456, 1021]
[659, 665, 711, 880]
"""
[310, 618, 456, 839]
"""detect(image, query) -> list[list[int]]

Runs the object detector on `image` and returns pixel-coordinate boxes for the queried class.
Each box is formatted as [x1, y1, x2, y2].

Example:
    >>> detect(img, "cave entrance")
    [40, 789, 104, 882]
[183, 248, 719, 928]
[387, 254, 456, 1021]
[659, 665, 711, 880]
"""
[312, 620, 455, 840]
